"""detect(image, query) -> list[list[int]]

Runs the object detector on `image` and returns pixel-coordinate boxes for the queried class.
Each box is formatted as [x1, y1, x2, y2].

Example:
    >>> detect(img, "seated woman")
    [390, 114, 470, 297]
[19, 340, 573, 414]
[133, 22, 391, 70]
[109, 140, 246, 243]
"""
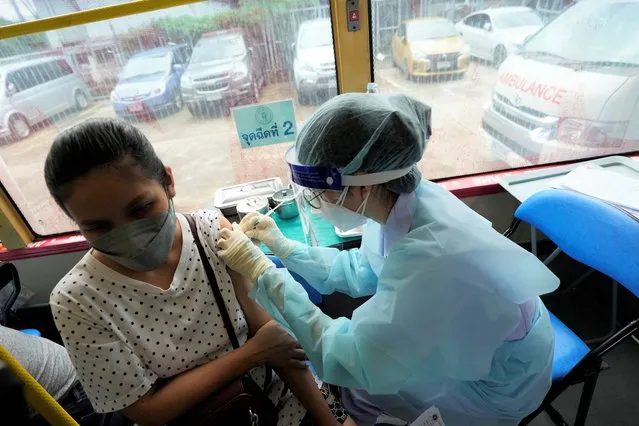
[44, 118, 351, 426]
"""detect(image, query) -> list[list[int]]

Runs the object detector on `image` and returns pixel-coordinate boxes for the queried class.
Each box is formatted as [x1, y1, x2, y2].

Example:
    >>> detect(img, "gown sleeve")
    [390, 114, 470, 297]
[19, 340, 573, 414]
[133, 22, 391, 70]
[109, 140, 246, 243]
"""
[280, 242, 379, 298]
[252, 226, 523, 394]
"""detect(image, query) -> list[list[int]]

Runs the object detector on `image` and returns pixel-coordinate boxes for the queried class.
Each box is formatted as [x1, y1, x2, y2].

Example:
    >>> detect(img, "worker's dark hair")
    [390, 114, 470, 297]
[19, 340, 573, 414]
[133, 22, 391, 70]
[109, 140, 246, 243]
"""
[44, 118, 169, 214]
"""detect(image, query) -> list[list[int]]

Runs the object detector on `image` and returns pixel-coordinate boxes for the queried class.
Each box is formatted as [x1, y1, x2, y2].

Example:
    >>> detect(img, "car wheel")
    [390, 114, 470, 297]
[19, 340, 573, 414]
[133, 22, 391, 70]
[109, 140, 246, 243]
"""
[402, 59, 411, 80]
[187, 104, 200, 118]
[9, 115, 31, 141]
[250, 78, 260, 103]
[75, 91, 89, 110]
[173, 91, 183, 111]
[493, 45, 507, 68]
[297, 86, 310, 105]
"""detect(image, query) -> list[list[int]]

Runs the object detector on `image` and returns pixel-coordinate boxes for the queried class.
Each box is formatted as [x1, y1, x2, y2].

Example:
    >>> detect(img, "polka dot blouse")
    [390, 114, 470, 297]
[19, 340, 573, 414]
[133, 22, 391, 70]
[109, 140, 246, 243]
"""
[50, 210, 309, 425]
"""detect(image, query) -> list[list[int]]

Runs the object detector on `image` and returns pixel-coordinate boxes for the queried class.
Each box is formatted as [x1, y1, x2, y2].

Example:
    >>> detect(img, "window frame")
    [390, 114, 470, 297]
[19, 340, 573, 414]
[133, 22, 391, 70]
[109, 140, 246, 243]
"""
[0, 0, 636, 250]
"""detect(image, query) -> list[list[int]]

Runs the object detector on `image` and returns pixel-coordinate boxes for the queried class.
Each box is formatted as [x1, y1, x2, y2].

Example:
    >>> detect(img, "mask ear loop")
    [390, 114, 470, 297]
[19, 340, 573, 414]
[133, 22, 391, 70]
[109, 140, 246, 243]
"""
[357, 190, 371, 216]
[337, 186, 371, 217]
[337, 186, 349, 206]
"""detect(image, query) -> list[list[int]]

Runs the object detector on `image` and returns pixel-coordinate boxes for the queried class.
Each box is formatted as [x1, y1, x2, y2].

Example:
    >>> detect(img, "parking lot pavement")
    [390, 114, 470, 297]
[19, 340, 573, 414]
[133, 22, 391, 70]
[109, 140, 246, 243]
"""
[0, 64, 506, 235]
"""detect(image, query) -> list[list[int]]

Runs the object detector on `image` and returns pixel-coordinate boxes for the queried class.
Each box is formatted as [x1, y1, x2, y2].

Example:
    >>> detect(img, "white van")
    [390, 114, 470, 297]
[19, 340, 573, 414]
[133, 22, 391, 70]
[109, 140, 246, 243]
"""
[481, 0, 639, 167]
[0, 57, 91, 141]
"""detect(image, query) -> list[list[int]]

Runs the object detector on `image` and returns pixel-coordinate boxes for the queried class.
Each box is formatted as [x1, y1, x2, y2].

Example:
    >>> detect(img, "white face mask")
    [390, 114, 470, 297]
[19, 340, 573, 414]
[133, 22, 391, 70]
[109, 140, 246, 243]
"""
[318, 186, 370, 231]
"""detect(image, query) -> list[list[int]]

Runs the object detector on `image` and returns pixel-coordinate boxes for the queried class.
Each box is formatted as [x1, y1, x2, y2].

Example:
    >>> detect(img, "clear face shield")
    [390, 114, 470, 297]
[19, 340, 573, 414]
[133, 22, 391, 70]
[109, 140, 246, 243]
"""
[285, 147, 413, 245]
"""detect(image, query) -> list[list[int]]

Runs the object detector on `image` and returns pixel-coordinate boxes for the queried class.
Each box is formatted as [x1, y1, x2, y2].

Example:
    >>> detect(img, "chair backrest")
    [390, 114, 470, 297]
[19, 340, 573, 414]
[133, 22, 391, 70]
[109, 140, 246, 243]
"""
[0, 263, 20, 326]
[515, 189, 639, 298]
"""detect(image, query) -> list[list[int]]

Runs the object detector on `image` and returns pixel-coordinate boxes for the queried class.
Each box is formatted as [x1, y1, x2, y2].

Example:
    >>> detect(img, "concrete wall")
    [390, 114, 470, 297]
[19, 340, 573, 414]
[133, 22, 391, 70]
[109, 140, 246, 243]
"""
[16, 191, 531, 307]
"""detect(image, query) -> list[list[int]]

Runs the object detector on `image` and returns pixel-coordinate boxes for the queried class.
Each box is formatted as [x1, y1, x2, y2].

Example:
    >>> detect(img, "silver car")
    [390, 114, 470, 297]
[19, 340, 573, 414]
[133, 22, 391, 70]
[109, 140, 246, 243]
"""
[293, 19, 337, 105]
[0, 57, 91, 141]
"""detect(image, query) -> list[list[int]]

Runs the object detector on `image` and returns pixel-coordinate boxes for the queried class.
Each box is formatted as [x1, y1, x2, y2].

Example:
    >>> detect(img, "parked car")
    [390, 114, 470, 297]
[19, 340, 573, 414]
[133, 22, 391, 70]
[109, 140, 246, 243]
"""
[0, 57, 91, 141]
[293, 19, 337, 105]
[110, 44, 191, 119]
[456, 7, 543, 66]
[180, 29, 263, 116]
[482, 0, 639, 167]
[391, 17, 470, 80]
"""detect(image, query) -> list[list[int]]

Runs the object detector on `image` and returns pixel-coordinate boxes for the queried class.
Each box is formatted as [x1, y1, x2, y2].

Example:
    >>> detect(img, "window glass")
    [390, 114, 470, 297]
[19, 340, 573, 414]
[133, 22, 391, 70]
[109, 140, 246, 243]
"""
[298, 22, 333, 48]
[492, 10, 543, 29]
[190, 34, 247, 64]
[407, 20, 458, 40]
[0, 1, 337, 236]
[464, 15, 478, 27]
[118, 54, 171, 81]
[6, 71, 21, 92]
[374, 0, 638, 181]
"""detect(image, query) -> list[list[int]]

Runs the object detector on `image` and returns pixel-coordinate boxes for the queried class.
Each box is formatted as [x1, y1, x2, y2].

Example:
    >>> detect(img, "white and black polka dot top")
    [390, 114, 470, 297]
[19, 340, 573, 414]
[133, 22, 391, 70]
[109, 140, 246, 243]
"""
[50, 210, 307, 425]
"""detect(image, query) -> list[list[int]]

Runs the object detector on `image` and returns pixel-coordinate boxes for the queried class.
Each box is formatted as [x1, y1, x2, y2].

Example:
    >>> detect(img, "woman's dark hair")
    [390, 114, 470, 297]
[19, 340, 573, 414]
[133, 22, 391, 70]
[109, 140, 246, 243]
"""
[44, 118, 169, 212]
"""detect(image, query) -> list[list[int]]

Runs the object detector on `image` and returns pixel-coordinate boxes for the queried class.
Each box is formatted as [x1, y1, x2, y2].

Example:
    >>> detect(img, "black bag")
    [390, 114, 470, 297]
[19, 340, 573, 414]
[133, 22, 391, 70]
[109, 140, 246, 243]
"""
[168, 215, 279, 426]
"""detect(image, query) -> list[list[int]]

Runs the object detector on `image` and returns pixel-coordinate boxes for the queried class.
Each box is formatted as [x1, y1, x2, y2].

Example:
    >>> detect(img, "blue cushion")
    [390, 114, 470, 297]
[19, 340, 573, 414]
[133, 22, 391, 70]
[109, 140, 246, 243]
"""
[267, 256, 323, 305]
[20, 328, 41, 337]
[515, 189, 639, 297]
[550, 312, 590, 381]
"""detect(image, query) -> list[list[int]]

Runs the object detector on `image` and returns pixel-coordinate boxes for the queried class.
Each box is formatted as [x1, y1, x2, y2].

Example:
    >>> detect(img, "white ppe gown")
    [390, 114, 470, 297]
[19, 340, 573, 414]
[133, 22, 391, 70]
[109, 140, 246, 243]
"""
[251, 179, 559, 425]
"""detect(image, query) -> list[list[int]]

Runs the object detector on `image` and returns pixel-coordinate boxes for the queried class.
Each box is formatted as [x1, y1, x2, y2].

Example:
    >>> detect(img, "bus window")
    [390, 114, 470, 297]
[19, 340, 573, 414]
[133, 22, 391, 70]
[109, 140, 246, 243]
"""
[372, 0, 638, 179]
[0, 2, 338, 236]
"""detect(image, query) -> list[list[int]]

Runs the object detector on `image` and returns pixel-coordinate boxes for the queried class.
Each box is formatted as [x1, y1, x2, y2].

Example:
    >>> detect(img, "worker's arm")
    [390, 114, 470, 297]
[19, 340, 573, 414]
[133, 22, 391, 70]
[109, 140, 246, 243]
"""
[242, 212, 379, 298]
[252, 230, 520, 395]
[281, 242, 379, 298]
[222, 216, 339, 426]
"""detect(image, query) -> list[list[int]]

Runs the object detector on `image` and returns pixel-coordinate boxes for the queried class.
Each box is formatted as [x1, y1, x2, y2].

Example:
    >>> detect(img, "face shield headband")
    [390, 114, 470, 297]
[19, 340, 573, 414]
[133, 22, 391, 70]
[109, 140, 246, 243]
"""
[285, 147, 413, 190]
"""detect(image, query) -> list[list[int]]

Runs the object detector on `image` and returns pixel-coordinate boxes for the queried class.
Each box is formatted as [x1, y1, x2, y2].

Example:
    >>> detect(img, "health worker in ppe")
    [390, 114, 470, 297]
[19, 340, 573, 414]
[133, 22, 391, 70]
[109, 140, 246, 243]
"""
[217, 93, 559, 426]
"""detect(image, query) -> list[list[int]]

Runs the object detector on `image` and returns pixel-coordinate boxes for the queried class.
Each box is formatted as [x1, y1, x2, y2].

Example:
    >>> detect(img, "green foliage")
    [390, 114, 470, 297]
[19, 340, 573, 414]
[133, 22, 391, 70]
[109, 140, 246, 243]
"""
[0, 18, 50, 58]
[153, 8, 264, 44]
[240, 0, 322, 12]
[152, 0, 321, 44]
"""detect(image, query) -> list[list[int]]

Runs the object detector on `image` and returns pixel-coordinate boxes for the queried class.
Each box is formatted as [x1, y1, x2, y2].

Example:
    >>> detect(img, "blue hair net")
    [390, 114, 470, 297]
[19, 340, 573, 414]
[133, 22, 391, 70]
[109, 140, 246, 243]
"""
[296, 93, 431, 193]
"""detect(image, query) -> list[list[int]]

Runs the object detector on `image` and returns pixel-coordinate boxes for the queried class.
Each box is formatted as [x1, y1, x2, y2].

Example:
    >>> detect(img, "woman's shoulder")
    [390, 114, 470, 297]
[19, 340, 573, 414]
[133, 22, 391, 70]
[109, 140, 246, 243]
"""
[184, 209, 232, 236]
[49, 254, 105, 314]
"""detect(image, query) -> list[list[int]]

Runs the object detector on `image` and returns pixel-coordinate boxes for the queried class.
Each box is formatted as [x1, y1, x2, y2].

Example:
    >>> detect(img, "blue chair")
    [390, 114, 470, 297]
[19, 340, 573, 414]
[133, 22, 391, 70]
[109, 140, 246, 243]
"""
[512, 190, 639, 426]
[267, 256, 323, 305]
[0, 262, 41, 337]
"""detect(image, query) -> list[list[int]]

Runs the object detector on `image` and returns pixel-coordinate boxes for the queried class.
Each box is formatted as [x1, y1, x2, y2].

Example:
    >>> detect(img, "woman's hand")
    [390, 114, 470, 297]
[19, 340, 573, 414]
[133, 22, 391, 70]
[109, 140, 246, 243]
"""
[248, 320, 307, 369]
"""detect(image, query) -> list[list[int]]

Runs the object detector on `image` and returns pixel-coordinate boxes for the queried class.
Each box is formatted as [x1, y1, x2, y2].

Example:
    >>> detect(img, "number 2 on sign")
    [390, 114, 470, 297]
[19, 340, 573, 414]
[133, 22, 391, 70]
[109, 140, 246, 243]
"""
[283, 120, 294, 136]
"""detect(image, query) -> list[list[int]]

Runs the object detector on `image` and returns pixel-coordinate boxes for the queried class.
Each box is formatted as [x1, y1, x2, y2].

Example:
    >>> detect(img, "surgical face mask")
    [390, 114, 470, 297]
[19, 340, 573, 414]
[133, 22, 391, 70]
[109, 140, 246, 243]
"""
[318, 187, 370, 231]
[90, 201, 177, 271]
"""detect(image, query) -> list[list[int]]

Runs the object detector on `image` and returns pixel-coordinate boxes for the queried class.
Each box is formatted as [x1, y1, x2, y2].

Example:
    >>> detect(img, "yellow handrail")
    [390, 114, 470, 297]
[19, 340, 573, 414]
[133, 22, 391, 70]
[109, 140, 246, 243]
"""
[0, 0, 202, 41]
[0, 344, 79, 426]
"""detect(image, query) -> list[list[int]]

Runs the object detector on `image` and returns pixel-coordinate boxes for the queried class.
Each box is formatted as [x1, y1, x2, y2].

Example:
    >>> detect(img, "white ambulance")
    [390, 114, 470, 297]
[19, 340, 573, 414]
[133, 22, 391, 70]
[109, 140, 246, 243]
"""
[482, 0, 639, 167]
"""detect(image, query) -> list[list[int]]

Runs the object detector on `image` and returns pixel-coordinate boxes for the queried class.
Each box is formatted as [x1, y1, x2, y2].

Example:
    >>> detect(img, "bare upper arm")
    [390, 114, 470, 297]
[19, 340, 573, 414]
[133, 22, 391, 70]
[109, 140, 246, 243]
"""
[219, 215, 232, 230]
[217, 214, 272, 333]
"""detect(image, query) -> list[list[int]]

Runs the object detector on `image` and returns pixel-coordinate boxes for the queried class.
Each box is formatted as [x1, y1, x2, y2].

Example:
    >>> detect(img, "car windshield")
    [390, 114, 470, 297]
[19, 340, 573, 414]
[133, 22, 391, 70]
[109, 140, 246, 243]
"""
[119, 54, 170, 81]
[407, 20, 458, 40]
[523, 1, 639, 66]
[299, 24, 333, 48]
[492, 10, 542, 28]
[190, 35, 246, 63]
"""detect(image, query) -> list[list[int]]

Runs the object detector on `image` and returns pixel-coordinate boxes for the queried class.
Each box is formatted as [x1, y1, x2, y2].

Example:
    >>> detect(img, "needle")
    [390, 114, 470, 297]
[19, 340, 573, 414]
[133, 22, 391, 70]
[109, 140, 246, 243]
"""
[263, 200, 285, 218]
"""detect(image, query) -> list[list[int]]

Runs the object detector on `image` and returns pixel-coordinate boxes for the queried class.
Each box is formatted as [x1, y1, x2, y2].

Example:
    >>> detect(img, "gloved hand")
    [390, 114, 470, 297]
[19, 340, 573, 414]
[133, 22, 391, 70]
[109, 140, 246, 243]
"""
[240, 212, 297, 259]
[217, 223, 275, 283]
